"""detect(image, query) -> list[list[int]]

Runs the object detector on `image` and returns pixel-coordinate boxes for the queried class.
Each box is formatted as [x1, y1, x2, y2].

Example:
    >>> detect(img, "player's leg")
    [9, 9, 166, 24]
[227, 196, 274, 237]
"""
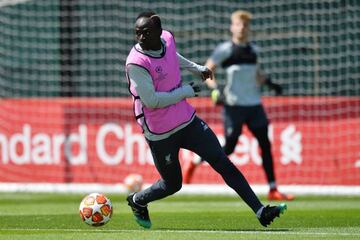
[127, 134, 182, 228]
[250, 125, 276, 183]
[136, 136, 183, 204]
[181, 116, 263, 213]
[181, 116, 287, 226]
[180, 116, 287, 226]
[248, 105, 294, 201]
[183, 105, 243, 183]
[222, 105, 243, 155]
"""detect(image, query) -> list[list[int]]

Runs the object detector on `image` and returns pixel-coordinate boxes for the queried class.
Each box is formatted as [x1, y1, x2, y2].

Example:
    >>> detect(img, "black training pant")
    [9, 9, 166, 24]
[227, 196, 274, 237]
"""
[135, 116, 263, 213]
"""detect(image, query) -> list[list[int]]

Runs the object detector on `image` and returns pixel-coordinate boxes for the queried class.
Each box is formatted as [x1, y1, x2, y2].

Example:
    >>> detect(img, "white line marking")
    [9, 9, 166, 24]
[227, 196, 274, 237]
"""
[0, 228, 359, 237]
[1, 183, 360, 196]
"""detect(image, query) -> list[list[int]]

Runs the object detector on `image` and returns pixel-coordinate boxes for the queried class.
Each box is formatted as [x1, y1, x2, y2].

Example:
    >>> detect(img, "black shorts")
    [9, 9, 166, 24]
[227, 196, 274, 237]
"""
[223, 104, 269, 131]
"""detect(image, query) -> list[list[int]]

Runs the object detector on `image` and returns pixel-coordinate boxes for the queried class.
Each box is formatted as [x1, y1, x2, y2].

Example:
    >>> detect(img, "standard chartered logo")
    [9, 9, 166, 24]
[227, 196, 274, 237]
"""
[0, 123, 154, 166]
[96, 123, 125, 165]
[96, 123, 153, 165]
[0, 124, 87, 165]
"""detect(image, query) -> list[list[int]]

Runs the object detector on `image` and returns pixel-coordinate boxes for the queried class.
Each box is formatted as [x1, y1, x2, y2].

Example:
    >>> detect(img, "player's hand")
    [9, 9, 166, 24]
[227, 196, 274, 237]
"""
[271, 83, 283, 96]
[200, 67, 213, 81]
[265, 77, 282, 96]
[211, 88, 225, 105]
[189, 82, 201, 96]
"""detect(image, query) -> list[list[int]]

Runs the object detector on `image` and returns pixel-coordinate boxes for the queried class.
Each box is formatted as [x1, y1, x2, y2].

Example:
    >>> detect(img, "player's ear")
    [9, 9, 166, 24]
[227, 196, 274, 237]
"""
[150, 15, 162, 35]
[155, 27, 162, 37]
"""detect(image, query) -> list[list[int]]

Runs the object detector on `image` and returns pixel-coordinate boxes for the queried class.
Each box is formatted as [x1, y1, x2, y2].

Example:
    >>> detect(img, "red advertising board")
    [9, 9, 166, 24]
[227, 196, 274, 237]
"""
[0, 97, 359, 185]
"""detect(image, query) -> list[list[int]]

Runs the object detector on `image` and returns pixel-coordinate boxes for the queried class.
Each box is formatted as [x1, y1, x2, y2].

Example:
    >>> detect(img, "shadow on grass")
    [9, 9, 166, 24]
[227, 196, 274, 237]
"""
[155, 227, 290, 232]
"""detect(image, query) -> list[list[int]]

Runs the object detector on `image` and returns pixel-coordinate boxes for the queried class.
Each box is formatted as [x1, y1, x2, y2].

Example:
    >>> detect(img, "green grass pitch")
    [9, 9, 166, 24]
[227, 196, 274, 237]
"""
[0, 193, 359, 240]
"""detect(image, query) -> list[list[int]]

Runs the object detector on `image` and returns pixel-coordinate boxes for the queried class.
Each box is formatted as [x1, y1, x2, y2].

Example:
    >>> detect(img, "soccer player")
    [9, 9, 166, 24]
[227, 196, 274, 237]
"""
[125, 11, 287, 229]
[183, 10, 294, 201]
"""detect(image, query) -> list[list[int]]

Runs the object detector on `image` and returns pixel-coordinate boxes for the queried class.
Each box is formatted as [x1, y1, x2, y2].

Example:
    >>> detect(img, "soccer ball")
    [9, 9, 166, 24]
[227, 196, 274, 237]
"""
[124, 174, 143, 193]
[79, 193, 113, 227]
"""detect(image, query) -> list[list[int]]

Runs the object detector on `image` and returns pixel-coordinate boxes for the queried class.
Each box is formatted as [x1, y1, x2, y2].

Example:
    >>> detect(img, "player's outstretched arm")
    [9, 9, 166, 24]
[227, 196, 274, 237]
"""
[204, 58, 218, 89]
[177, 52, 212, 82]
[204, 58, 225, 105]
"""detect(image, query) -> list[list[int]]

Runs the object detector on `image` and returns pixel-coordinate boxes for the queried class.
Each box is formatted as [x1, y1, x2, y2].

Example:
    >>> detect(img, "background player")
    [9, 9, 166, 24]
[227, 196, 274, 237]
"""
[183, 10, 294, 201]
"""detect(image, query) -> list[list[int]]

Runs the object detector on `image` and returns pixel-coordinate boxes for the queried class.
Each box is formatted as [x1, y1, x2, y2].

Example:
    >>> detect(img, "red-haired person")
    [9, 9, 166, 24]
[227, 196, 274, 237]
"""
[183, 10, 294, 201]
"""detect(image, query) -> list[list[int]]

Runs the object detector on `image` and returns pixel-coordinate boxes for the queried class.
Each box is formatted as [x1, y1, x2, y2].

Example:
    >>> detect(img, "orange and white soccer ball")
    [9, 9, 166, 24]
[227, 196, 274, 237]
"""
[124, 174, 143, 193]
[79, 193, 113, 227]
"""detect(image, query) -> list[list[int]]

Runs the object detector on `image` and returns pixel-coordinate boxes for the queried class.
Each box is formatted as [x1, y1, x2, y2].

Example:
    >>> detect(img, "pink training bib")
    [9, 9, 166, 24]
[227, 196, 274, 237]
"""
[126, 30, 195, 134]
